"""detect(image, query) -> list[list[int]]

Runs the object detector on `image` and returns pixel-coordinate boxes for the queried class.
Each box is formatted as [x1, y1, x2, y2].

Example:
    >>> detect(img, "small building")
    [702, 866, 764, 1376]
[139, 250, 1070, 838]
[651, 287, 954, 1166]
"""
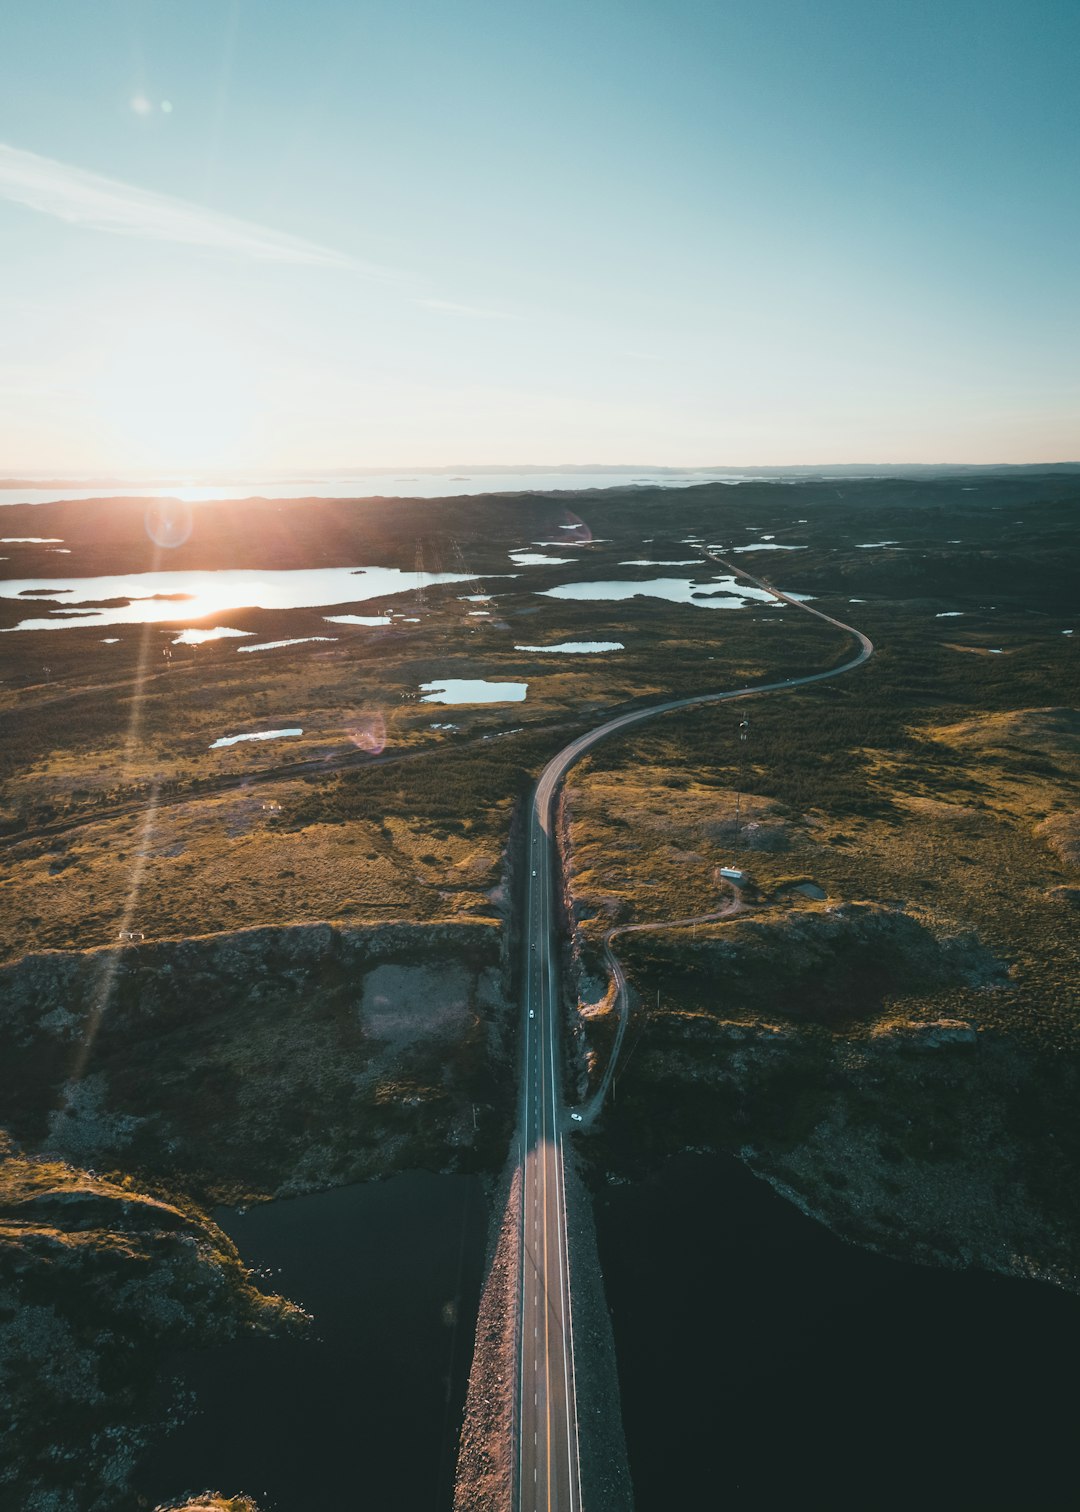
[719, 867, 749, 887]
[117, 929, 144, 945]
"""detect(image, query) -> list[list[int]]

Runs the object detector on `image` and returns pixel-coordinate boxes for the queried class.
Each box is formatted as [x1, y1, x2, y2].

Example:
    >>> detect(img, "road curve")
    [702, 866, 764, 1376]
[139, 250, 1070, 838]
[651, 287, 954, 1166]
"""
[582, 888, 743, 1126]
[514, 556, 872, 1510]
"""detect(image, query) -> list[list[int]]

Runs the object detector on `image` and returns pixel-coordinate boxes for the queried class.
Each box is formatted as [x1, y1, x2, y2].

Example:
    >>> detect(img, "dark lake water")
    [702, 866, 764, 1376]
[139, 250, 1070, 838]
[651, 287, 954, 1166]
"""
[138, 1170, 488, 1512]
[595, 1153, 1080, 1511]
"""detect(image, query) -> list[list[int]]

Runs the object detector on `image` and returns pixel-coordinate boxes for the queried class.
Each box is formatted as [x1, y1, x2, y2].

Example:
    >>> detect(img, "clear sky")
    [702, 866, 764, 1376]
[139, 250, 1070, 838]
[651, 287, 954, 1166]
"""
[1, 0, 1077, 474]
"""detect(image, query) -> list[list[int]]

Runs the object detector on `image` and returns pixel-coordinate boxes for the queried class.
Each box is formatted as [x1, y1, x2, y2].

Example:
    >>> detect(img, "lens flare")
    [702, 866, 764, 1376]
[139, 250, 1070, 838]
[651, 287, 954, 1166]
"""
[145, 498, 193, 549]
[347, 711, 386, 754]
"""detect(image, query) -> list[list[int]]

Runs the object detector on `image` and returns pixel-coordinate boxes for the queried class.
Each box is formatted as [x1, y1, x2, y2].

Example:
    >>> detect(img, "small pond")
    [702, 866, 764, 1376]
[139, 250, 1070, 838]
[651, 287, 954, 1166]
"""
[237, 637, 336, 653]
[324, 614, 392, 626]
[730, 542, 807, 552]
[541, 576, 776, 609]
[173, 627, 252, 644]
[209, 728, 303, 749]
[516, 641, 624, 654]
[420, 679, 528, 704]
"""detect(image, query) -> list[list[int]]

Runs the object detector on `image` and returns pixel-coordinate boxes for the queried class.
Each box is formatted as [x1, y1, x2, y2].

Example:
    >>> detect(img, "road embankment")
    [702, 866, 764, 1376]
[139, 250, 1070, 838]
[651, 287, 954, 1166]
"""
[454, 1157, 521, 1512]
[562, 1150, 635, 1511]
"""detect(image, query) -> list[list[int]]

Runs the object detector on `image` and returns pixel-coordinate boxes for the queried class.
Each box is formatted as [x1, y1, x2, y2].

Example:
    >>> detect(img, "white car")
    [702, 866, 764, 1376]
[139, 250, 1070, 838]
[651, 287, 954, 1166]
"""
[532, 869, 537, 877]
[570, 1113, 583, 1122]
[529, 1009, 535, 1019]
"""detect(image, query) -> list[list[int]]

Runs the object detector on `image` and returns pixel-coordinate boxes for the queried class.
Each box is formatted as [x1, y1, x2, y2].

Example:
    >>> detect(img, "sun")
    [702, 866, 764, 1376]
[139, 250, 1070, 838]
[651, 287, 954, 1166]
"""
[94, 316, 267, 475]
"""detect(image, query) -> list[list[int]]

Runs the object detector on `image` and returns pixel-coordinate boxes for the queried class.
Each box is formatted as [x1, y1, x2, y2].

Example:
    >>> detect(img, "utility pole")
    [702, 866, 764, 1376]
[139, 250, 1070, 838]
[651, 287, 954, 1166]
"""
[733, 710, 749, 853]
[414, 538, 427, 611]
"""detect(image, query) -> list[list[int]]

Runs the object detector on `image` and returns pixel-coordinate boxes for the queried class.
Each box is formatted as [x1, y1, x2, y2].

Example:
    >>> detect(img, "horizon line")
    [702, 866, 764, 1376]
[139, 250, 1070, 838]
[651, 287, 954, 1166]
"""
[0, 458, 1078, 488]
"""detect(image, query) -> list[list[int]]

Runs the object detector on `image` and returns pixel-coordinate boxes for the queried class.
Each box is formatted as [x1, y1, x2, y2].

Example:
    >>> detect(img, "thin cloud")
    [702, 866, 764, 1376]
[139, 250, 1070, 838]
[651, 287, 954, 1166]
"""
[415, 296, 516, 319]
[0, 142, 386, 274]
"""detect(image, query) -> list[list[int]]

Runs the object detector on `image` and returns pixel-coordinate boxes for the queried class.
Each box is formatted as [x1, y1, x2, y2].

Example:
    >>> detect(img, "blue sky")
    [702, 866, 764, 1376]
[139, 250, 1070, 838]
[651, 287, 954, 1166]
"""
[2, 0, 1077, 472]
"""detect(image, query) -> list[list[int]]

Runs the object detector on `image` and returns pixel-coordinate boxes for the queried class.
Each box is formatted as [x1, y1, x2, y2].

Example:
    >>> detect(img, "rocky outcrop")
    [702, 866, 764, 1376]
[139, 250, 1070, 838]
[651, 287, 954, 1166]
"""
[870, 1017, 978, 1050]
[155, 1497, 262, 1512]
[0, 1141, 303, 1512]
[0, 921, 513, 1199]
[610, 901, 1005, 1029]
[600, 1007, 1080, 1294]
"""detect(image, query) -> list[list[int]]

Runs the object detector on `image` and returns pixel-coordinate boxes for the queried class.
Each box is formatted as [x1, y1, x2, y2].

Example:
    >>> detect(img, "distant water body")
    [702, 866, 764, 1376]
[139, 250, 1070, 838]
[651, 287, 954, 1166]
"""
[0, 470, 764, 507]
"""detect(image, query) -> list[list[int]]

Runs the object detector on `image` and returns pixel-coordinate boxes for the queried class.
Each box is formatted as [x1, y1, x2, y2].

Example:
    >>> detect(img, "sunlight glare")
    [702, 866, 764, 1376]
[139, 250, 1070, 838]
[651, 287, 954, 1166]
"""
[95, 317, 266, 473]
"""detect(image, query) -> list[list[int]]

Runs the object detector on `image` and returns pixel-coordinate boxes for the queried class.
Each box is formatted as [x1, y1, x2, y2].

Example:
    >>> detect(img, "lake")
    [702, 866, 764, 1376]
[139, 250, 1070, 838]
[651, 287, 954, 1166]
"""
[420, 678, 528, 703]
[137, 1170, 488, 1512]
[541, 575, 778, 609]
[0, 564, 473, 631]
[595, 1152, 1080, 1510]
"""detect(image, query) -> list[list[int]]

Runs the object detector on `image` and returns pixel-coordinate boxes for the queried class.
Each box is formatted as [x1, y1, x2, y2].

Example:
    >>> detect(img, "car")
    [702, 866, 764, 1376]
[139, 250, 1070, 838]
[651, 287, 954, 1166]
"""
[529, 1009, 535, 1019]
[570, 1112, 583, 1122]
[532, 869, 537, 877]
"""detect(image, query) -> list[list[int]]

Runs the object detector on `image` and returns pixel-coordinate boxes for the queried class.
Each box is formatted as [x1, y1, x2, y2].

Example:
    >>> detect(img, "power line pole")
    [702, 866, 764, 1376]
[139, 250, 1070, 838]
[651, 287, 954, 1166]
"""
[414, 538, 427, 610]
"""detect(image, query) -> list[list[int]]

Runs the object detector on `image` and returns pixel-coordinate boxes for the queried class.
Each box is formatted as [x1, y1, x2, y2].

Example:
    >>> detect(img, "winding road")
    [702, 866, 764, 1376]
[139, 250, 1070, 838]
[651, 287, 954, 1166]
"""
[514, 555, 872, 1511]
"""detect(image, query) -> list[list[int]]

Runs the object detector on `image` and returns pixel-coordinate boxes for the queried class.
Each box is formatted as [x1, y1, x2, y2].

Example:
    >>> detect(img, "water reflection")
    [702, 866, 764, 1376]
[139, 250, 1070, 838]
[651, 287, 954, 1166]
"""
[0, 565, 472, 631]
[237, 636, 337, 653]
[729, 543, 807, 552]
[509, 551, 574, 566]
[324, 614, 392, 626]
[173, 626, 251, 644]
[516, 641, 624, 654]
[541, 576, 776, 608]
[209, 728, 303, 749]
[420, 679, 527, 704]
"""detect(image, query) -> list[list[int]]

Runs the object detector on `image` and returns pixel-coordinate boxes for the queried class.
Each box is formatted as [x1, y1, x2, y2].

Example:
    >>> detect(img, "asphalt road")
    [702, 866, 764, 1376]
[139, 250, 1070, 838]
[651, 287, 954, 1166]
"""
[514, 557, 873, 1510]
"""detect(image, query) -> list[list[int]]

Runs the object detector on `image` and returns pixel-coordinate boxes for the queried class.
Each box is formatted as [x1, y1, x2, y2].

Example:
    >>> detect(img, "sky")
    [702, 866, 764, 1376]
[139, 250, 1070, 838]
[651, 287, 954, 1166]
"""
[1, 0, 1077, 474]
